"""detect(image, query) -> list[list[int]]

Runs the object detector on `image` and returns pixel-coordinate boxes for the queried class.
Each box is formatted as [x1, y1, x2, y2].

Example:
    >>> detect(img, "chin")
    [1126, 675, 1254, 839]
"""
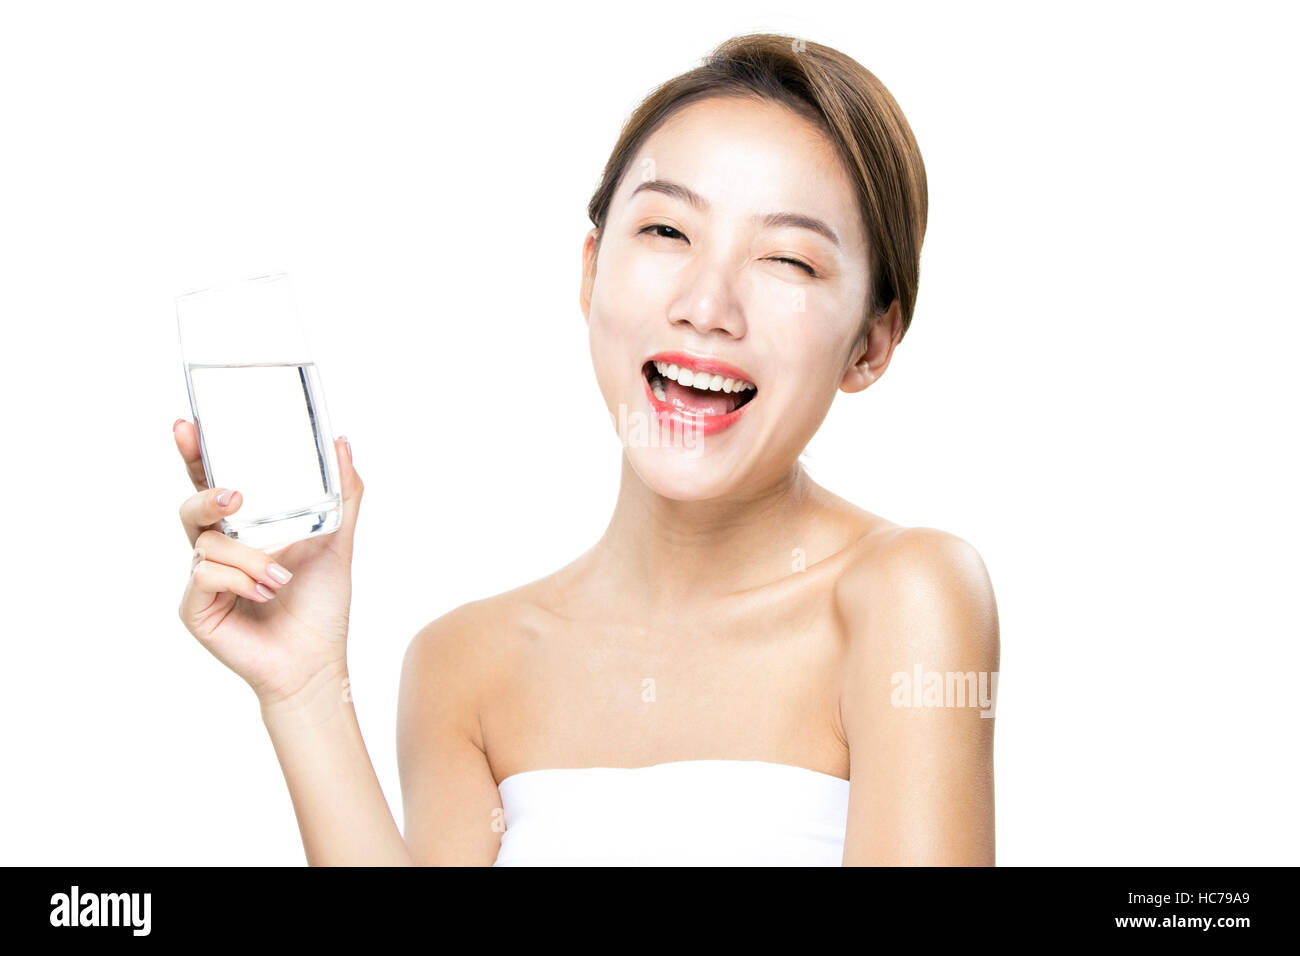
[624, 444, 744, 501]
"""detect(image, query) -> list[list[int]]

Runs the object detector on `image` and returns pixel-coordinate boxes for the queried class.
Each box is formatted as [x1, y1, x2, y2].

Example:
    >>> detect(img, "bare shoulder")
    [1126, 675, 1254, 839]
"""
[833, 525, 1000, 663]
[397, 581, 558, 864]
[832, 524, 1000, 865]
[403, 577, 550, 680]
[401, 570, 568, 699]
[397, 577, 558, 771]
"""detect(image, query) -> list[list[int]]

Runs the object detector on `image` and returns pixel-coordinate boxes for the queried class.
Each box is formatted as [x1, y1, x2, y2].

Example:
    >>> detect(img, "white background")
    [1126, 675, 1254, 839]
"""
[1, 0, 1296, 865]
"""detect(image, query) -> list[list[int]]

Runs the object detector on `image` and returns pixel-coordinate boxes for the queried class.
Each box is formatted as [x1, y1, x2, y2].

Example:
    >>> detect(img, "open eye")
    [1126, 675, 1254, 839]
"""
[640, 223, 687, 241]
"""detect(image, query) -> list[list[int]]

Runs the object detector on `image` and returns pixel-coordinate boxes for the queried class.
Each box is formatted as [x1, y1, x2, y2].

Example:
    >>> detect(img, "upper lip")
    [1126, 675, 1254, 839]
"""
[645, 350, 757, 387]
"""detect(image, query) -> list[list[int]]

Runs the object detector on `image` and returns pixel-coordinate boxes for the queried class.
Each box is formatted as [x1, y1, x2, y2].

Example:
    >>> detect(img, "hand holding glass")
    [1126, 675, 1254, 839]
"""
[176, 273, 342, 552]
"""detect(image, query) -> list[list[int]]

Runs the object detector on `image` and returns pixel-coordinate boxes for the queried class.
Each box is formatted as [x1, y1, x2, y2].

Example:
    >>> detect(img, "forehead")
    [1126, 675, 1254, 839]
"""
[620, 95, 865, 251]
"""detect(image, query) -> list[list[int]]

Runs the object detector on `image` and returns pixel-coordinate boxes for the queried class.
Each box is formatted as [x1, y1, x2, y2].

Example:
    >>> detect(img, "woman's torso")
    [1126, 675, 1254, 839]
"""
[470, 509, 904, 868]
[475, 508, 898, 808]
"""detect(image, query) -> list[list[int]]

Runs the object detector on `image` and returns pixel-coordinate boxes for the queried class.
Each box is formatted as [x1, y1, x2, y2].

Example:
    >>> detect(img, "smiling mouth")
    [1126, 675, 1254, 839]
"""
[642, 360, 758, 415]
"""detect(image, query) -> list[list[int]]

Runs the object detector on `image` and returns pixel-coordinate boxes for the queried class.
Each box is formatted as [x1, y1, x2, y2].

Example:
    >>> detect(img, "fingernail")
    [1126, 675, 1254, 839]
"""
[255, 583, 276, 600]
[266, 562, 292, 584]
[216, 490, 234, 506]
[172, 418, 185, 432]
[340, 435, 352, 461]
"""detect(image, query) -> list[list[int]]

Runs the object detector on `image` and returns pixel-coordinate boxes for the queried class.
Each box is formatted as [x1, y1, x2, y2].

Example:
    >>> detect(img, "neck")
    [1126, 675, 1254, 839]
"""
[593, 453, 825, 612]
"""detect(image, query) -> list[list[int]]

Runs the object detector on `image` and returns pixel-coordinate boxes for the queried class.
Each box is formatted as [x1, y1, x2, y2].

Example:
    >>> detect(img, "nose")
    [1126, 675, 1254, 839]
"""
[667, 264, 747, 340]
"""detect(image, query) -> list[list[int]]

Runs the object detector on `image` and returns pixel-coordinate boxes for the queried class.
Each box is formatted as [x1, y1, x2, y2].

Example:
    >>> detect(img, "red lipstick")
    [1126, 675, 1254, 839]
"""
[641, 351, 758, 439]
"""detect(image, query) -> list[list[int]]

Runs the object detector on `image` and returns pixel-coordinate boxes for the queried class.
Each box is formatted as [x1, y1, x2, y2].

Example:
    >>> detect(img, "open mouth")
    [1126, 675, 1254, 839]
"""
[642, 359, 758, 416]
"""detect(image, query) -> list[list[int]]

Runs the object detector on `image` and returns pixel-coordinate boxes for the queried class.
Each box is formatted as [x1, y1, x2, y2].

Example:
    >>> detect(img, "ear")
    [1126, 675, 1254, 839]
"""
[579, 228, 599, 326]
[840, 298, 903, 394]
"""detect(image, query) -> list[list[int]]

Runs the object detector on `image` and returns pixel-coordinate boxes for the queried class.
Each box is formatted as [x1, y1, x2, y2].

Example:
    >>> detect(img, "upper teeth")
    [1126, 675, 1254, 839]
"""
[653, 361, 754, 393]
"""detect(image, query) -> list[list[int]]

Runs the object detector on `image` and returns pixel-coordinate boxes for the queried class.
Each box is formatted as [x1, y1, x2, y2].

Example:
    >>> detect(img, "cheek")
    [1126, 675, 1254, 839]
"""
[590, 246, 657, 335]
[586, 302, 640, 415]
[767, 312, 852, 380]
[779, 362, 842, 418]
[586, 317, 620, 404]
[762, 317, 855, 417]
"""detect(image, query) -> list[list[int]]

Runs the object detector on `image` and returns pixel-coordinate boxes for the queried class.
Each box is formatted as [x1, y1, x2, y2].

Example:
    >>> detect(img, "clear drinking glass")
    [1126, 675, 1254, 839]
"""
[176, 272, 342, 552]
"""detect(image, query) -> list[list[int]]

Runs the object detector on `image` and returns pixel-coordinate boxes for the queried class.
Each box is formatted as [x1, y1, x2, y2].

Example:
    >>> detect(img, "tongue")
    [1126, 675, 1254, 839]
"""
[665, 377, 735, 415]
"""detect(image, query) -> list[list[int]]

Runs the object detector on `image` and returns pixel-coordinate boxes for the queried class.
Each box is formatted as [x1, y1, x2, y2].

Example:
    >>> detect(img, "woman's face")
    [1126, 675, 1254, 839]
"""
[581, 94, 881, 501]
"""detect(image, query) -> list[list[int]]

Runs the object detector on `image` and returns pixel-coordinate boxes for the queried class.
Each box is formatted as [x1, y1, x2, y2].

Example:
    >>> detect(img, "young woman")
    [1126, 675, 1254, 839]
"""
[173, 33, 999, 866]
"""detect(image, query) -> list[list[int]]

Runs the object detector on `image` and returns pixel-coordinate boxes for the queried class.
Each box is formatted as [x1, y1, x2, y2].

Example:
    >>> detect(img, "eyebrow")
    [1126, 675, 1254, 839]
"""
[628, 178, 841, 248]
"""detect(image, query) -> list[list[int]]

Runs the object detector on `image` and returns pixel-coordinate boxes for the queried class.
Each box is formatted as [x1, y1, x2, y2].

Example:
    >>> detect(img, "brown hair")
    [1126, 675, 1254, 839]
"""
[586, 33, 928, 344]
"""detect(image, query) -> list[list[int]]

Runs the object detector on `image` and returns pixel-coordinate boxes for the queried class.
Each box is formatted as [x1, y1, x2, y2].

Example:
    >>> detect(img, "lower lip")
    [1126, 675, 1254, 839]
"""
[641, 373, 754, 438]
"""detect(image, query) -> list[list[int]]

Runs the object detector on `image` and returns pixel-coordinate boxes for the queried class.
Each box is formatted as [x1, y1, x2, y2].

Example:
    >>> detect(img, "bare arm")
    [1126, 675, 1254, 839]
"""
[261, 664, 414, 866]
[837, 527, 1000, 866]
[396, 606, 505, 865]
[260, 606, 505, 867]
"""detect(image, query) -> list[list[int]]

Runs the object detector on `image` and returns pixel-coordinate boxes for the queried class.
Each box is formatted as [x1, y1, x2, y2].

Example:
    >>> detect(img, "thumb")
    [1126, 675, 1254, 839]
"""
[335, 435, 363, 552]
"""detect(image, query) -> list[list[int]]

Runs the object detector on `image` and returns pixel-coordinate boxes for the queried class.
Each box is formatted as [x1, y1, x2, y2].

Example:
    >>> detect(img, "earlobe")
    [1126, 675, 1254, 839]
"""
[840, 358, 876, 394]
[841, 299, 901, 393]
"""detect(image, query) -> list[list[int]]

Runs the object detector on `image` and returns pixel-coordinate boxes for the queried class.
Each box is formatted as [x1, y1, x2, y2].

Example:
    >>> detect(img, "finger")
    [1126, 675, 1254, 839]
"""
[172, 419, 210, 492]
[194, 528, 294, 592]
[181, 557, 275, 627]
[179, 486, 244, 548]
[332, 435, 363, 558]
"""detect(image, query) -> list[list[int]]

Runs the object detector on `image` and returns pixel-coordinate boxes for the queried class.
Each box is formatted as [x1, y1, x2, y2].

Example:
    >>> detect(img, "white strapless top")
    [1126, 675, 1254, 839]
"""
[493, 759, 851, 866]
